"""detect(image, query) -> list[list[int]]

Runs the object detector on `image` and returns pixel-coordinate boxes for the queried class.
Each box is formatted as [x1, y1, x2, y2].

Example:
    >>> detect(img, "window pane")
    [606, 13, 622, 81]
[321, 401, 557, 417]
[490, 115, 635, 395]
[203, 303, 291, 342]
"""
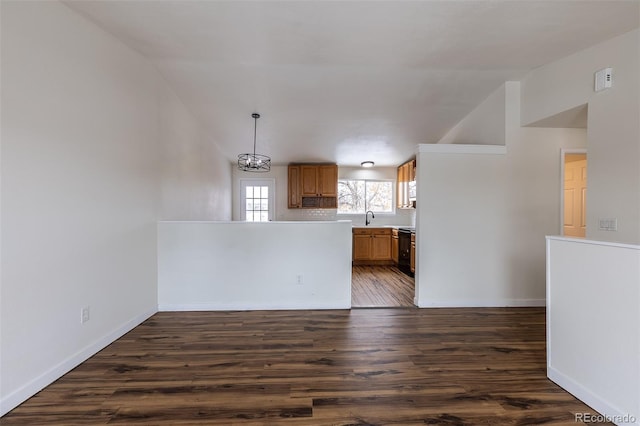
[408, 181, 416, 200]
[241, 180, 272, 223]
[366, 181, 393, 213]
[338, 180, 365, 213]
[338, 179, 393, 214]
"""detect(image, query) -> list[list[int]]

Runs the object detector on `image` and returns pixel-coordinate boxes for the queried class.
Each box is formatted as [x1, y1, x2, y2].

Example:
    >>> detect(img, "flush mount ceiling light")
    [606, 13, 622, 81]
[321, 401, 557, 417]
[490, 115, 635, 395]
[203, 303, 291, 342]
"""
[238, 113, 271, 172]
[361, 161, 375, 168]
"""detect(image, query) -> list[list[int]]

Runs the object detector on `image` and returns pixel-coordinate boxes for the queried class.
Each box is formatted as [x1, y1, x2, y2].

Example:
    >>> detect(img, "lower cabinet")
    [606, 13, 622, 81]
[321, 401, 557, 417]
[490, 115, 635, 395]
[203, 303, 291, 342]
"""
[392, 229, 399, 263]
[353, 233, 372, 261]
[352, 228, 393, 264]
[372, 233, 391, 259]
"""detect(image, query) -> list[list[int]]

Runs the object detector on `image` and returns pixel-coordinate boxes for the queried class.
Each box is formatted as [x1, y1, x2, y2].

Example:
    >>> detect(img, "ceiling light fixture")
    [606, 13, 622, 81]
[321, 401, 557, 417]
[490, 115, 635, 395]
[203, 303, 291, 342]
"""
[238, 113, 271, 172]
[361, 161, 375, 168]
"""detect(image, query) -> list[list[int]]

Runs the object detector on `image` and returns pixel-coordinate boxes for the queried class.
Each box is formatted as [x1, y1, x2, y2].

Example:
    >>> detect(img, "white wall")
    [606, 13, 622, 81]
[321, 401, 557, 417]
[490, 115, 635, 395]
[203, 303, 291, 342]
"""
[546, 237, 639, 426]
[437, 84, 506, 146]
[232, 165, 415, 226]
[158, 221, 352, 310]
[415, 82, 586, 307]
[0, 1, 232, 415]
[416, 144, 510, 306]
[159, 92, 232, 221]
[522, 29, 640, 244]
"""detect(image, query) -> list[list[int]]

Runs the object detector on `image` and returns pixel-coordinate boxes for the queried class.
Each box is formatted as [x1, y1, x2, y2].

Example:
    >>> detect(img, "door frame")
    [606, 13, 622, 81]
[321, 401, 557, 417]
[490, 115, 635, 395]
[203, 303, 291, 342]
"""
[239, 178, 276, 222]
[560, 149, 587, 237]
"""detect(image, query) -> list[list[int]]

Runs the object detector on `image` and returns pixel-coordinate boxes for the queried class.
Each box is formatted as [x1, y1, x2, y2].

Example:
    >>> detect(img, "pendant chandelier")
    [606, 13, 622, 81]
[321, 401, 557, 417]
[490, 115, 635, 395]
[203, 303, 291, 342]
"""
[238, 113, 271, 172]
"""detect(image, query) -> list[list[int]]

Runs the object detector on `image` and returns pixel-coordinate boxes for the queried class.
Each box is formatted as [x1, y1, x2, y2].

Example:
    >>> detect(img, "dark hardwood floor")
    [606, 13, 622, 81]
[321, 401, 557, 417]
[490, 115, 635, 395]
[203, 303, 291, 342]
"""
[2, 308, 608, 425]
[352, 265, 415, 307]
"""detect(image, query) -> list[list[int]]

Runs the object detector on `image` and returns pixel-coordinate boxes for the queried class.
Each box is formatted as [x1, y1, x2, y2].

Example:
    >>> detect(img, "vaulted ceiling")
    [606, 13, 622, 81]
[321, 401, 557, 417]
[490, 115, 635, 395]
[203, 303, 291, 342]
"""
[65, 0, 639, 166]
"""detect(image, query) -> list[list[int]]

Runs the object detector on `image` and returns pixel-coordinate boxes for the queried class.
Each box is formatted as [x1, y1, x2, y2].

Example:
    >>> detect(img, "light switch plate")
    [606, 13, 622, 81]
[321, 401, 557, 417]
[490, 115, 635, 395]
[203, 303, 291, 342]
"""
[598, 218, 617, 231]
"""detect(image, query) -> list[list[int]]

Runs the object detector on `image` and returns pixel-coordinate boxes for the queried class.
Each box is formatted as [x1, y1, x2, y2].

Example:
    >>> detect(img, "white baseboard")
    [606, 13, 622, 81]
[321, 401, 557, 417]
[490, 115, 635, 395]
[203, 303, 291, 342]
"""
[0, 307, 157, 417]
[548, 366, 639, 426]
[158, 303, 352, 311]
[416, 298, 545, 308]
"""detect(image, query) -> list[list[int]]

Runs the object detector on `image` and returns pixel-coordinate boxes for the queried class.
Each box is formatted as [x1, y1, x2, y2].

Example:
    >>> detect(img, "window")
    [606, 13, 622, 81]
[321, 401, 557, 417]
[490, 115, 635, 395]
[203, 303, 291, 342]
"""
[338, 180, 394, 214]
[240, 179, 275, 222]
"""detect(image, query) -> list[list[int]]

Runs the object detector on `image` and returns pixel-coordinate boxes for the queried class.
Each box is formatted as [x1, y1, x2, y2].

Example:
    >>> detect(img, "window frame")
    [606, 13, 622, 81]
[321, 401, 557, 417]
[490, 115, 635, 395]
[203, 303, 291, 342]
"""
[336, 178, 396, 216]
[239, 178, 275, 222]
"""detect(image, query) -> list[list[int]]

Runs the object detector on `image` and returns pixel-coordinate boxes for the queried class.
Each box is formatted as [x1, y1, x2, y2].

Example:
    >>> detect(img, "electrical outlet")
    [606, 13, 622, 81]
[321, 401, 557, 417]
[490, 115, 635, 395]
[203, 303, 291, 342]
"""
[81, 306, 90, 324]
[296, 275, 303, 285]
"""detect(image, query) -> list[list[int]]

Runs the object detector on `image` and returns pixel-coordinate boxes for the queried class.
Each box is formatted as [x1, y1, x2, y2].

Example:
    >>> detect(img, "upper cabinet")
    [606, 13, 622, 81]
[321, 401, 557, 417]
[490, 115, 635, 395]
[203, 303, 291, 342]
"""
[288, 165, 301, 208]
[318, 165, 338, 197]
[300, 165, 319, 197]
[288, 163, 338, 209]
[397, 159, 416, 209]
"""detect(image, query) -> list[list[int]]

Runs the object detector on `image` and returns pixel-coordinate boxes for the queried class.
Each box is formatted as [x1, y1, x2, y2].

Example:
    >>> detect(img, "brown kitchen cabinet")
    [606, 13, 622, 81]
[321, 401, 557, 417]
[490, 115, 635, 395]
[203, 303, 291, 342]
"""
[352, 228, 393, 265]
[353, 233, 372, 261]
[397, 159, 416, 209]
[300, 164, 337, 197]
[372, 233, 391, 260]
[288, 163, 338, 208]
[391, 228, 399, 263]
[300, 165, 319, 196]
[288, 165, 301, 208]
[318, 165, 338, 197]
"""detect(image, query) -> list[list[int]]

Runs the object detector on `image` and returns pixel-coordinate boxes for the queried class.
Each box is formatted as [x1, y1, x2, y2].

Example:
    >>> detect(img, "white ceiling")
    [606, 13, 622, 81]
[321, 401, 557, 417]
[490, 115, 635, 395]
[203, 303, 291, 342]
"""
[64, 0, 639, 166]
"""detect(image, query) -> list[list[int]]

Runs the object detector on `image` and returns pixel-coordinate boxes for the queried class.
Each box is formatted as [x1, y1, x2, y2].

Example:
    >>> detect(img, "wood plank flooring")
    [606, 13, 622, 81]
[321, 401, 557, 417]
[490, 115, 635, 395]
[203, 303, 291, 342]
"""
[2, 308, 609, 425]
[352, 265, 415, 307]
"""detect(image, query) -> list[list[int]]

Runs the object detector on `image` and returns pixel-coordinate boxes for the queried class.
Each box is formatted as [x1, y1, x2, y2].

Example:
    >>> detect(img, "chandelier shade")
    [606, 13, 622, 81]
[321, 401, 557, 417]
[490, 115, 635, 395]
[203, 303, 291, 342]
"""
[238, 113, 271, 172]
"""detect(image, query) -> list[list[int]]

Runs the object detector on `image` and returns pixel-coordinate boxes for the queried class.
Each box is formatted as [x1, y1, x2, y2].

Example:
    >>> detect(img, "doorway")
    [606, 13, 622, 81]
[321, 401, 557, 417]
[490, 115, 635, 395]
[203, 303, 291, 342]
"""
[351, 265, 415, 307]
[239, 178, 275, 222]
[561, 150, 587, 238]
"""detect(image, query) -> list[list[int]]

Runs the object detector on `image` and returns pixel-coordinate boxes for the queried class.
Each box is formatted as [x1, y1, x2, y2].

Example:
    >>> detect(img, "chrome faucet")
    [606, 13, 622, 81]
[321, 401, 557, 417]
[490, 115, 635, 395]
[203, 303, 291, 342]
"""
[365, 210, 375, 226]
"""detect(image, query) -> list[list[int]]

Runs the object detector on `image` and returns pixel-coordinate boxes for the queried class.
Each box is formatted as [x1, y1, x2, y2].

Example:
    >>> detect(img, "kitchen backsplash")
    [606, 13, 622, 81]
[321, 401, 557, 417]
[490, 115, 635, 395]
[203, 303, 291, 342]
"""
[281, 208, 337, 221]
[279, 207, 416, 227]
